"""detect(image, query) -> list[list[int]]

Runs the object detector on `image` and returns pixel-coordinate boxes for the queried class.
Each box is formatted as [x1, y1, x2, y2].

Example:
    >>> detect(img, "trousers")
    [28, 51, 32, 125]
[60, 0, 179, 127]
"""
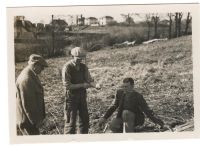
[122, 110, 136, 132]
[17, 122, 39, 135]
[64, 100, 89, 134]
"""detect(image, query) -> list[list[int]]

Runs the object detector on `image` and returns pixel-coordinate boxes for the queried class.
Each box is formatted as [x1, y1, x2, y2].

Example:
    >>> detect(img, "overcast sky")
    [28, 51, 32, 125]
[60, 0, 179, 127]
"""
[13, 5, 189, 24]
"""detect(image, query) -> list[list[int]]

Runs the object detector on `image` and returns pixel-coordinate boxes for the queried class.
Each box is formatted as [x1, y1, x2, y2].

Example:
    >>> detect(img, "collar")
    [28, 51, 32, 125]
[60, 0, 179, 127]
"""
[71, 60, 76, 66]
[71, 59, 82, 67]
[28, 65, 37, 76]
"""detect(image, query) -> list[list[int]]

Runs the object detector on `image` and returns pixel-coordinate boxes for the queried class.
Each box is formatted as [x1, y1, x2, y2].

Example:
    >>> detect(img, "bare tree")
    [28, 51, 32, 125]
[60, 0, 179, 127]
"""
[167, 13, 174, 39]
[174, 12, 183, 37]
[184, 12, 192, 35]
[75, 15, 80, 26]
[121, 13, 134, 25]
[133, 13, 152, 40]
[151, 13, 160, 38]
[174, 12, 178, 37]
[145, 14, 152, 40]
[51, 15, 55, 57]
[178, 12, 183, 37]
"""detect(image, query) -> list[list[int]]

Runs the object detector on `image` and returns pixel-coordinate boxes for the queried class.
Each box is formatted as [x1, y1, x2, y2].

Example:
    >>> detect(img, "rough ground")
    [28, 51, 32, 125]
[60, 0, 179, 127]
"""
[15, 35, 193, 134]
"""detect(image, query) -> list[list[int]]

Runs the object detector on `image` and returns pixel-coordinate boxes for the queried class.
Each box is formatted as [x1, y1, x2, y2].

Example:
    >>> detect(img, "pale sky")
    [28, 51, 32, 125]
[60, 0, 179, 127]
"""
[13, 5, 189, 24]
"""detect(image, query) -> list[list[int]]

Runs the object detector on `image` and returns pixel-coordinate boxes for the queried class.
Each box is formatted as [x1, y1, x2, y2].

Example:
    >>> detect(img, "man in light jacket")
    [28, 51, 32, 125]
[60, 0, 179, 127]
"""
[62, 47, 99, 134]
[16, 54, 48, 135]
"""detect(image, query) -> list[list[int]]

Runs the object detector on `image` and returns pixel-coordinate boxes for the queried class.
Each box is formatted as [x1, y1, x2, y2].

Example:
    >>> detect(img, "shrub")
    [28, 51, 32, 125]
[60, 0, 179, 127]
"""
[107, 21, 119, 26]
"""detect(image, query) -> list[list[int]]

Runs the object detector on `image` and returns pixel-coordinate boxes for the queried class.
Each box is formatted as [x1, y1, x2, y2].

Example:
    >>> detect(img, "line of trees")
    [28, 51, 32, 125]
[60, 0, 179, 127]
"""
[145, 12, 192, 40]
[120, 12, 192, 40]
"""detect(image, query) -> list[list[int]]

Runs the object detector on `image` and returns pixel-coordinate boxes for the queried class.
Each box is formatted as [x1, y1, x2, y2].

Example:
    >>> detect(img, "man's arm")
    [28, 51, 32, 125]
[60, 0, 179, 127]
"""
[99, 90, 124, 127]
[18, 79, 38, 125]
[84, 65, 100, 89]
[138, 95, 164, 127]
[99, 98, 119, 127]
[103, 98, 119, 119]
[103, 89, 125, 119]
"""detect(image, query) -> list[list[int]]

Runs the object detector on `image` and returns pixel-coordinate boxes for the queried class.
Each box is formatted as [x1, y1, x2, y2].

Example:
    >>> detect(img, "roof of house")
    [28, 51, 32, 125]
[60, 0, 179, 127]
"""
[160, 19, 169, 24]
[100, 16, 114, 19]
[24, 21, 35, 31]
[52, 19, 68, 26]
[86, 17, 98, 20]
[14, 20, 35, 32]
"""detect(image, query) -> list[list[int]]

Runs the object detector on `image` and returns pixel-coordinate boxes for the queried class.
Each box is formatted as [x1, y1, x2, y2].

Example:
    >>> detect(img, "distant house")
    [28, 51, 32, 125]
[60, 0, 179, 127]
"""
[159, 19, 170, 27]
[51, 19, 68, 32]
[65, 15, 85, 26]
[14, 16, 25, 22]
[14, 16, 26, 37]
[85, 17, 98, 26]
[99, 16, 114, 26]
[14, 16, 36, 38]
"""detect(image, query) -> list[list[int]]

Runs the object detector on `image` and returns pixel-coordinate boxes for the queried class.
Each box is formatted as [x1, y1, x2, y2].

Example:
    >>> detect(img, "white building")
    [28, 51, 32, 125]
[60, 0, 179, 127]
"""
[99, 16, 114, 26]
[85, 17, 98, 26]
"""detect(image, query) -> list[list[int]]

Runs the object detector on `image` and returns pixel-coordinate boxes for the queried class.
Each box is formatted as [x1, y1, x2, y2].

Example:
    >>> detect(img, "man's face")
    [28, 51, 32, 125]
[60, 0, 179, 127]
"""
[73, 56, 84, 64]
[122, 82, 133, 90]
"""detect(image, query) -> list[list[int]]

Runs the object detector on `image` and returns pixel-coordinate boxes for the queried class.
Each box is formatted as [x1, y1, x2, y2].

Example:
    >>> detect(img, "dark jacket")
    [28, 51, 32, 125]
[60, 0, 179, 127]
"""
[103, 88, 164, 126]
[16, 66, 45, 126]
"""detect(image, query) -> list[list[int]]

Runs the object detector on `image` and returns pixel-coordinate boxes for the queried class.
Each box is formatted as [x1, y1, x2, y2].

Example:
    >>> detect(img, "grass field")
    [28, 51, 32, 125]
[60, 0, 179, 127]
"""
[15, 35, 193, 134]
[15, 25, 171, 62]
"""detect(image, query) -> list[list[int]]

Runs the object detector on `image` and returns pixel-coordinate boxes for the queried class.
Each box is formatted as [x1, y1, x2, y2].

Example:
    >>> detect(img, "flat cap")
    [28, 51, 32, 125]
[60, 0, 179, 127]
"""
[71, 47, 86, 57]
[28, 54, 48, 67]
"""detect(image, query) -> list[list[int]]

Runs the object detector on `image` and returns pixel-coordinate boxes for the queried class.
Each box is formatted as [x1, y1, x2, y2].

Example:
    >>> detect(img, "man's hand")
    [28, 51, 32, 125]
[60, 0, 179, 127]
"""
[95, 83, 101, 90]
[159, 124, 173, 131]
[99, 117, 106, 127]
[89, 82, 101, 90]
[163, 124, 173, 131]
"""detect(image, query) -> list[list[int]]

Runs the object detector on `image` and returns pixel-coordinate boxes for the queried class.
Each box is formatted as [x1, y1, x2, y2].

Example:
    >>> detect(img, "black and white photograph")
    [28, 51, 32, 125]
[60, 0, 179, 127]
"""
[6, 3, 200, 143]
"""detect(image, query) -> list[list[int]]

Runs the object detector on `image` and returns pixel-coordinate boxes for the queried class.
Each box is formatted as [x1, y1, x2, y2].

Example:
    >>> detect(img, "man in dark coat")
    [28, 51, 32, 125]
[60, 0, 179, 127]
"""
[99, 77, 168, 133]
[16, 54, 48, 135]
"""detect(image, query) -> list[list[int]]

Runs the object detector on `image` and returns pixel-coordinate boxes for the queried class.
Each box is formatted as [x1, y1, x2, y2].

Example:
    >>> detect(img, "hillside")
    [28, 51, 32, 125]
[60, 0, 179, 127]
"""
[15, 35, 193, 134]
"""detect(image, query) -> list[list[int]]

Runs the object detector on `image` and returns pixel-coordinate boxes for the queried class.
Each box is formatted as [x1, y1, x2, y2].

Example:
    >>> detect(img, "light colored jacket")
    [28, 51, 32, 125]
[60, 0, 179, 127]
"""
[16, 66, 45, 126]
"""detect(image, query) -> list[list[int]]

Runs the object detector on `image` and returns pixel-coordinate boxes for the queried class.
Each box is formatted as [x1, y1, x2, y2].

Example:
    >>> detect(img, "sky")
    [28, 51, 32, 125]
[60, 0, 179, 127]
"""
[17, 5, 147, 24]
[12, 5, 189, 24]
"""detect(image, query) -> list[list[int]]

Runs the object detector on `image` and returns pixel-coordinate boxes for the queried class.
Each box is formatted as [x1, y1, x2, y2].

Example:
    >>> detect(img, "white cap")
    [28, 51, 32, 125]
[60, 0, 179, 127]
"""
[71, 47, 86, 57]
